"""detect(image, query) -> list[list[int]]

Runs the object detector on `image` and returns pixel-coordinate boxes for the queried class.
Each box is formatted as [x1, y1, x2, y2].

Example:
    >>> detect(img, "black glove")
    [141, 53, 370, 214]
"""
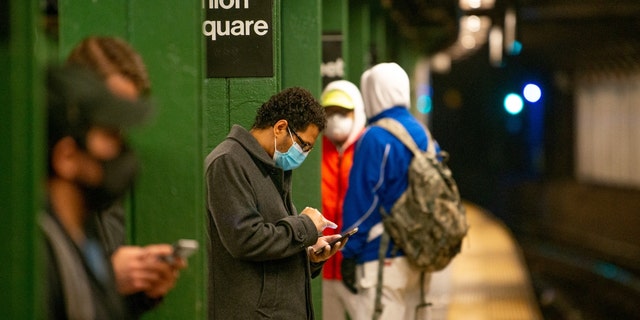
[341, 258, 358, 294]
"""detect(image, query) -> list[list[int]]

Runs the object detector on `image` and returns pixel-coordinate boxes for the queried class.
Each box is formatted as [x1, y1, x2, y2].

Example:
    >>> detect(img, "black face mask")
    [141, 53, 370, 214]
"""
[82, 149, 139, 211]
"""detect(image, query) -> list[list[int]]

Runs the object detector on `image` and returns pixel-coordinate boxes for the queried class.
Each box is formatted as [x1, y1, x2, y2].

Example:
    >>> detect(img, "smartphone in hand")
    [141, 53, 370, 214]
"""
[161, 239, 199, 264]
[314, 227, 358, 254]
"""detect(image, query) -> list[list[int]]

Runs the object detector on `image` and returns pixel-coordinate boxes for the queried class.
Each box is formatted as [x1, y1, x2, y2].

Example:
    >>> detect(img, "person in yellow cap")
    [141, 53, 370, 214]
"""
[319, 80, 367, 320]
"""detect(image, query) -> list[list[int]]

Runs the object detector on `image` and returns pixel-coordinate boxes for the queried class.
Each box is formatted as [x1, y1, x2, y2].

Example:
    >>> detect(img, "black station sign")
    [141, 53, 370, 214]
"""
[203, 0, 273, 78]
[321, 33, 343, 88]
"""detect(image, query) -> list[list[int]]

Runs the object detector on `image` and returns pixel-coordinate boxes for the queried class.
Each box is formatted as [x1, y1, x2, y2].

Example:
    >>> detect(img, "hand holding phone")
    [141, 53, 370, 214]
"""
[161, 239, 199, 264]
[314, 227, 358, 254]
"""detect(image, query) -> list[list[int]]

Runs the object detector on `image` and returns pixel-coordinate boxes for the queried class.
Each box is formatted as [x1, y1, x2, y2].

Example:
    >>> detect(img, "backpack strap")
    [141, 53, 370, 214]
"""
[374, 117, 436, 156]
[415, 271, 432, 318]
[374, 223, 431, 320]
[373, 223, 391, 320]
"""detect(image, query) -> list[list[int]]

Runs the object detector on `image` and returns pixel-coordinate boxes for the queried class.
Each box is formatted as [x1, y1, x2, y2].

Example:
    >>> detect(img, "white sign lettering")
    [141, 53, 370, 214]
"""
[203, 19, 268, 41]
[202, 0, 269, 41]
[204, 0, 250, 10]
[321, 58, 344, 78]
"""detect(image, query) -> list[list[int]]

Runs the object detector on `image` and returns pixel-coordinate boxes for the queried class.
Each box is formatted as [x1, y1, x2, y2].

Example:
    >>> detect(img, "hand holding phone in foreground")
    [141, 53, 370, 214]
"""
[112, 242, 190, 298]
[141, 239, 197, 298]
[143, 243, 188, 298]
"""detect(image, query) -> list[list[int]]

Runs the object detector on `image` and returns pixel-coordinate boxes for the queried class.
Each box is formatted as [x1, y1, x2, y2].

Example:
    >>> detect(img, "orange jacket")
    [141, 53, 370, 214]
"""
[320, 80, 366, 280]
[321, 133, 361, 280]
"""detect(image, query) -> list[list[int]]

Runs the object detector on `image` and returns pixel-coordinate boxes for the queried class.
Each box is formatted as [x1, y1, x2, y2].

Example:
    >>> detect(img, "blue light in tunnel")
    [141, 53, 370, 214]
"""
[510, 40, 522, 55]
[416, 83, 432, 114]
[523, 83, 542, 103]
[417, 94, 432, 114]
[504, 93, 523, 115]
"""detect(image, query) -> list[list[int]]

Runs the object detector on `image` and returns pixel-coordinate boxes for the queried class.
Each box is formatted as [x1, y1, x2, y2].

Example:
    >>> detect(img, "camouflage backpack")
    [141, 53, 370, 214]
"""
[374, 118, 468, 272]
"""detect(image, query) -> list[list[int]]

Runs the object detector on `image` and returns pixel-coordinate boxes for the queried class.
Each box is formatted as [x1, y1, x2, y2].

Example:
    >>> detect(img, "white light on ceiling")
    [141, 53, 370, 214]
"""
[459, 0, 496, 11]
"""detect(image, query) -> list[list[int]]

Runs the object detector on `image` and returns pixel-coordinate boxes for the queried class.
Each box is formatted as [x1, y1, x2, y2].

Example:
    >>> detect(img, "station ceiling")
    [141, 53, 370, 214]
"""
[517, 0, 640, 72]
[384, 0, 640, 73]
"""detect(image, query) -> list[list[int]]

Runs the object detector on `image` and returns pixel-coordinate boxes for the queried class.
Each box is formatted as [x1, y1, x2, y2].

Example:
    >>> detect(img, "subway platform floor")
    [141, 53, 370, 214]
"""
[426, 202, 543, 320]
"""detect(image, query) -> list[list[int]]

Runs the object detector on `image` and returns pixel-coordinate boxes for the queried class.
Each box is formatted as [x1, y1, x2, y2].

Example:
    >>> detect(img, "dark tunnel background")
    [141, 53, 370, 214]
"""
[385, 0, 640, 318]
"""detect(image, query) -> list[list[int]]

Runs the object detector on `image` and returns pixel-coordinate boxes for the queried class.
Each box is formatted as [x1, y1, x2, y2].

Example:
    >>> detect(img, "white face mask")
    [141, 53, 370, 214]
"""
[324, 114, 354, 143]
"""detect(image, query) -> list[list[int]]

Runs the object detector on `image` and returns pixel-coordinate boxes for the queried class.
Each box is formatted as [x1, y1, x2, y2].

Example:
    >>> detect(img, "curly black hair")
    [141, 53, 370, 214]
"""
[252, 87, 326, 132]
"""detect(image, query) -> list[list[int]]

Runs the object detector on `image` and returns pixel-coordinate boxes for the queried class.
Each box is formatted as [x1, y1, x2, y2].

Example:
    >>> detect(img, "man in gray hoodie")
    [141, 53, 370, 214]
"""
[205, 87, 345, 319]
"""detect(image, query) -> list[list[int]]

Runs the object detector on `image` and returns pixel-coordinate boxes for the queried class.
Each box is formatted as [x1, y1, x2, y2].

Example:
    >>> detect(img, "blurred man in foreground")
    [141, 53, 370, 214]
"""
[41, 65, 152, 319]
[66, 36, 186, 317]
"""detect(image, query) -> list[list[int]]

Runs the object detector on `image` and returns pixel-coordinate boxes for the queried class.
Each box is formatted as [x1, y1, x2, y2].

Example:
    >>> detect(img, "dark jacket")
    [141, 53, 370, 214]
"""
[41, 206, 127, 320]
[205, 125, 322, 319]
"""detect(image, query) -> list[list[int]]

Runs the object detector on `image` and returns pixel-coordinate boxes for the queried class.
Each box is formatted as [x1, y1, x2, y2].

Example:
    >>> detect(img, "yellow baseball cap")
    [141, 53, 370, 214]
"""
[321, 90, 354, 110]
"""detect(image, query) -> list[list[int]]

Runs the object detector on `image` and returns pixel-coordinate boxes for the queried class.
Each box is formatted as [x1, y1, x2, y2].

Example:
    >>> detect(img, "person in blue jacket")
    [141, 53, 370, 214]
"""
[340, 62, 437, 320]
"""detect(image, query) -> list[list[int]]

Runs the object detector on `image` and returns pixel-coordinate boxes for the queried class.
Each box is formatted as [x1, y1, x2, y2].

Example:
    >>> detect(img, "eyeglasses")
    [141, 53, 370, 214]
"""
[289, 127, 313, 153]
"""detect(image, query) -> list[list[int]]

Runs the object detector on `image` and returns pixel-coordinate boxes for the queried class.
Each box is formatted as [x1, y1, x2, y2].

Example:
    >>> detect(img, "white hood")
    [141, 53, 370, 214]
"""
[321, 80, 366, 149]
[360, 62, 411, 119]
